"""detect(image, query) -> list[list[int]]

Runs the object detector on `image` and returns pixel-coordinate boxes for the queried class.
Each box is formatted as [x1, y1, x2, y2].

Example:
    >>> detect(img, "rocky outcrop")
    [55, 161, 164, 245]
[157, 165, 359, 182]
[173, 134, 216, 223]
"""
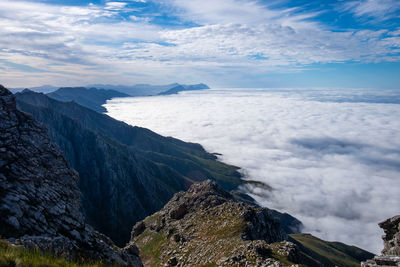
[129, 180, 312, 267]
[362, 215, 400, 267]
[0, 85, 142, 266]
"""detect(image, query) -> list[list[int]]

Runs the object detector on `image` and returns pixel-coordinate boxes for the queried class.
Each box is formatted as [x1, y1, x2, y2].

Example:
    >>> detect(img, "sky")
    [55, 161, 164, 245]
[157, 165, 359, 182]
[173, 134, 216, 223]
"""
[105, 88, 400, 253]
[0, 0, 399, 88]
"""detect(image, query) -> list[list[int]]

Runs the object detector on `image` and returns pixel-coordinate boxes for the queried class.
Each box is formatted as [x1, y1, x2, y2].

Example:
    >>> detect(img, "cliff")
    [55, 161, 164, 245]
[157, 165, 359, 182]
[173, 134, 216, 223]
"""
[362, 215, 400, 266]
[15, 90, 243, 246]
[0, 85, 142, 266]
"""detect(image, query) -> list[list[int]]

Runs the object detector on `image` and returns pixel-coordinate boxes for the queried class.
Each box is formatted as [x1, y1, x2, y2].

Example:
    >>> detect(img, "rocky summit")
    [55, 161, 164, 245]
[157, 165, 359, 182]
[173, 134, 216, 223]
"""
[129, 180, 317, 267]
[362, 215, 400, 267]
[0, 85, 142, 266]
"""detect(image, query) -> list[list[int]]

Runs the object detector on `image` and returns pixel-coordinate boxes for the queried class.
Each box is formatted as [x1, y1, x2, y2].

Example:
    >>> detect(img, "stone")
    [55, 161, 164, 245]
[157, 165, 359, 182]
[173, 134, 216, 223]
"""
[362, 215, 400, 267]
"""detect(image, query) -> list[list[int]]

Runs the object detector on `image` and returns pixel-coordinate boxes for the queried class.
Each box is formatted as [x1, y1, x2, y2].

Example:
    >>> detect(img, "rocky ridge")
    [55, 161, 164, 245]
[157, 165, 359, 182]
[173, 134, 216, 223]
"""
[129, 180, 315, 267]
[0, 85, 142, 266]
[362, 215, 400, 267]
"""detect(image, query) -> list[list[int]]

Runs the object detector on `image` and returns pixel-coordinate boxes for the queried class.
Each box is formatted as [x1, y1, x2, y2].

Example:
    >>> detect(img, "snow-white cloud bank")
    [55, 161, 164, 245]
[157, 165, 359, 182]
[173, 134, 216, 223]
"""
[105, 88, 400, 253]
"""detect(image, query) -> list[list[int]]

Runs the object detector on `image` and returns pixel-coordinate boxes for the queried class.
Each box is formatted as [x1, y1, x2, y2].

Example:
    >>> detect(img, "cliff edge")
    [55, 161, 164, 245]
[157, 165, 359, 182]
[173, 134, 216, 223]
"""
[0, 85, 142, 266]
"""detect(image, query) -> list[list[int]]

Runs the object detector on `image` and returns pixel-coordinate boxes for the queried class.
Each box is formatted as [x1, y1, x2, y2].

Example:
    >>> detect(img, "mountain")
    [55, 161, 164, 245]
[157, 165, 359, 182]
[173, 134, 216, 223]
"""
[86, 83, 210, 97]
[158, 83, 210, 95]
[47, 87, 130, 113]
[9, 85, 58, 94]
[158, 85, 186, 95]
[15, 90, 244, 246]
[129, 180, 372, 267]
[0, 85, 142, 266]
[87, 83, 180, 96]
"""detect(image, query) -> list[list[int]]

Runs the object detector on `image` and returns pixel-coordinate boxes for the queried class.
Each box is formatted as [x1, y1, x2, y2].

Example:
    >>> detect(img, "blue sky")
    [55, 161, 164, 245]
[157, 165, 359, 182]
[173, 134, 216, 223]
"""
[0, 0, 399, 88]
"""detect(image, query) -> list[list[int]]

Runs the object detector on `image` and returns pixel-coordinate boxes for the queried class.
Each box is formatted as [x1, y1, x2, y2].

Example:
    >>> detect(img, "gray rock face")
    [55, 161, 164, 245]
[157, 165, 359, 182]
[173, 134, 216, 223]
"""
[362, 215, 400, 267]
[380, 216, 400, 257]
[0, 85, 142, 266]
[130, 180, 312, 266]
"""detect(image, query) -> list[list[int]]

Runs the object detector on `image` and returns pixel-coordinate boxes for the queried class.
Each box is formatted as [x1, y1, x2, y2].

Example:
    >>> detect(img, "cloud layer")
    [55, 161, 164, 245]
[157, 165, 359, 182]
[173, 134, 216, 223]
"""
[0, 0, 399, 87]
[105, 88, 400, 253]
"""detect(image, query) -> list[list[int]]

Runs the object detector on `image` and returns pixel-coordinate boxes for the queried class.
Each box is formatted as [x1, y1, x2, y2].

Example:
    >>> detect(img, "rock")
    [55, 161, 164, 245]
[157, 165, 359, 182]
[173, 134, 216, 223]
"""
[380, 215, 400, 256]
[131, 180, 301, 267]
[0, 85, 142, 266]
[362, 215, 400, 266]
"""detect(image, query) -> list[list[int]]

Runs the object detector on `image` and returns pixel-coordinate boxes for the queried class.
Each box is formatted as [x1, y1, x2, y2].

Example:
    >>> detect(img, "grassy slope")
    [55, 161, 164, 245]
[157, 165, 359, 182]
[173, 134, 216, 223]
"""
[0, 240, 117, 267]
[289, 233, 375, 267]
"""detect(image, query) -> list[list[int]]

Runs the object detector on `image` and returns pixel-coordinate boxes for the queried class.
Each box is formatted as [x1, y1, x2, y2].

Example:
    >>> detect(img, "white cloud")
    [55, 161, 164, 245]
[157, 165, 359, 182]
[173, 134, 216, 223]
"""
[105, 2, 128, 10]
[342, 0, 400, 21]
[0, 0, 398, 87]
[105, 88, 400, 253]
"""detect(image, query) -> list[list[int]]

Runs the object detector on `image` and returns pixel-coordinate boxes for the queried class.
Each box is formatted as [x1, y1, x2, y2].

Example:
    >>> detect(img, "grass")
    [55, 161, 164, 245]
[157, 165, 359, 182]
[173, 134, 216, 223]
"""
[136, 228, 166, 267]
[289, 233, 374, 267]
[0, 240, 111, 267]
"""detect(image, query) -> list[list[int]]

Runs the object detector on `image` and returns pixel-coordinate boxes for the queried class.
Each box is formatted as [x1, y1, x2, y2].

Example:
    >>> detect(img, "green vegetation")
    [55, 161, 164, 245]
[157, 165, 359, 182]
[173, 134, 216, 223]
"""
[137, 228, 166, 266]
[289, 233, 374, 267]
[0, 240, 114, 267]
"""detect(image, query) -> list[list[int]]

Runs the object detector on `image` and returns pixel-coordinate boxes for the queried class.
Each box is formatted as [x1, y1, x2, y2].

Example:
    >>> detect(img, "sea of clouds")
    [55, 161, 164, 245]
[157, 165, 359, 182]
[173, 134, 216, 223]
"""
[105, 88, 400, 253]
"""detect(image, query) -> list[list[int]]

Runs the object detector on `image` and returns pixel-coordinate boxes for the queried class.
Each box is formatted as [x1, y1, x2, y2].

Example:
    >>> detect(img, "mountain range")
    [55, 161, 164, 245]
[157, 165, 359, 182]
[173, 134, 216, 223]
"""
[2, 84, 396, 266]
[15, 89, 245, 245]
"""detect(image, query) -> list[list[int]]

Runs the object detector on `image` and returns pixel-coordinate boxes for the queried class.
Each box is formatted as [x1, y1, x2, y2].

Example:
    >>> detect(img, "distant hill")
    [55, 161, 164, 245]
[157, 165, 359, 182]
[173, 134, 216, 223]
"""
[87, 83, 210, 96]
[158, 83, 210, 95]
[9, 85, 58, 94]
[46, 84, 210, 112]
[47, 87, 130, 113]
[15, 90, 243, 246]
[87, 83, 180, 96]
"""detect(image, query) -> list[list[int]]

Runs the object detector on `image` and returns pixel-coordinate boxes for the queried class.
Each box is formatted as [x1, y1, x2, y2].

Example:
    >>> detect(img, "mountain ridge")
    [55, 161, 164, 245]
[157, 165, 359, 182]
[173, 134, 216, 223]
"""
[47, 87, 129, 113]
[15, 89, 244, 246]
[0, 84, 142, 266]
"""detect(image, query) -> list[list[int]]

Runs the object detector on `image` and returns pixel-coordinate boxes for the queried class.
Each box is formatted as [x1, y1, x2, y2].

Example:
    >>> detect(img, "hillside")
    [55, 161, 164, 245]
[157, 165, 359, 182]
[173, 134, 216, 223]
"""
[130, 180, 373, 267]
[47, 87, 130, 113]
[289, 234, 374, 267]
[0, 85, 142, 266]
[15, 90, 243, 246]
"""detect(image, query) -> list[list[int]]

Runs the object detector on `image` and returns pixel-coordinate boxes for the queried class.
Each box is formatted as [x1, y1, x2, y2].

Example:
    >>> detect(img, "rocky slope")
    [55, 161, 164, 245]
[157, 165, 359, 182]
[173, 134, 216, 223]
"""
[362, 215, 400, 266]
[129, 180, 371, 267]
[15, 90, 243, 246]
[0, 85, 142, 266]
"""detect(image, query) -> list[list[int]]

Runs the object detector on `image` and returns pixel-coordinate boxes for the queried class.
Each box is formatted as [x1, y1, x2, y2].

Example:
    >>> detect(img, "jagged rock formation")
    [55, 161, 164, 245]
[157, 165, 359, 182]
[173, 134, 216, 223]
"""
[15, 90, 243, 246]
[129, 180, 315, 266]
[362, 215, 400, 267]
[0, 85, 142, 266]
